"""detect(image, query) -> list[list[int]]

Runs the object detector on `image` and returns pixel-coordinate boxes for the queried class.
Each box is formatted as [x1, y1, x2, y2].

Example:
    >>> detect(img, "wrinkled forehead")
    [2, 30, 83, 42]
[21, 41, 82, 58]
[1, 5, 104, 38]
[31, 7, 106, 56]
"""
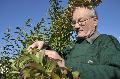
[72, 7, 95, 20]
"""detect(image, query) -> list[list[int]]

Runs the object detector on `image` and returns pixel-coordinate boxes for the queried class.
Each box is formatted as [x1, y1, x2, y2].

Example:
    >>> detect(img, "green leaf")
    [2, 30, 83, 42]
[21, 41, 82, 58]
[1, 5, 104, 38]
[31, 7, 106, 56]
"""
[27, 63, 45, 72]
[25, 18, 32, 26]
[19, 55, 30, 68]
[72, 71, 80, 78]
[35, 50, 45, 65]
[22, 68, 31, 78]
[28, 54, 39, 63]
[45, 59, 57, 73]
[52, 73, 61, 79]
[11, 61, 18, 71]
[10, 71, 20, 74]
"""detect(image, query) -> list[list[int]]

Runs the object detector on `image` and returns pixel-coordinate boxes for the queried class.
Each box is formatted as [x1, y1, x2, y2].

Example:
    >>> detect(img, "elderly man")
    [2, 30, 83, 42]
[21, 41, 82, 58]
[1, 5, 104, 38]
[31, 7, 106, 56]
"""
[28, 7, 120, 79]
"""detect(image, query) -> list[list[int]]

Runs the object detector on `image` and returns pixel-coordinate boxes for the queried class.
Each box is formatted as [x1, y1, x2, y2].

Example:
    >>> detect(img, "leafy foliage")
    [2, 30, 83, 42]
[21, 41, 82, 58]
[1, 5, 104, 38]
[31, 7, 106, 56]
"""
[1, 18, 49, 57]
[10, 49, 66, 79]
[0, 57, 12, 79]
[69, 0, 102, 8]
[9, 48, 80, 79]
[49, 0, 74, 55]
[0, 18, 50, 79]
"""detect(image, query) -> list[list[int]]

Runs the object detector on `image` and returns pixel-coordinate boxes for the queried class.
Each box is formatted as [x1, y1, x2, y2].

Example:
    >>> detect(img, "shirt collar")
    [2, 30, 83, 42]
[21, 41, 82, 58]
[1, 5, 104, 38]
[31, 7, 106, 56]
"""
[86, 31, 100, 44]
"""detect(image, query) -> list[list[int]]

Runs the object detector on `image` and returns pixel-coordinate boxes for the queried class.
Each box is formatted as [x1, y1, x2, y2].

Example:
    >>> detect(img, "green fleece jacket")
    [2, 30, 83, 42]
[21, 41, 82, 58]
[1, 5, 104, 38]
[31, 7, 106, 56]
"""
[64, 34, 120, 79]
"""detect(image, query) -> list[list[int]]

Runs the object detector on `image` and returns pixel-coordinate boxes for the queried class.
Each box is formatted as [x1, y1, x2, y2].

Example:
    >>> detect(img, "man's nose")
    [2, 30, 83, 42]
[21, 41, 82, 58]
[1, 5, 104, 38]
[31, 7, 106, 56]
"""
[74, 23, 80, 29]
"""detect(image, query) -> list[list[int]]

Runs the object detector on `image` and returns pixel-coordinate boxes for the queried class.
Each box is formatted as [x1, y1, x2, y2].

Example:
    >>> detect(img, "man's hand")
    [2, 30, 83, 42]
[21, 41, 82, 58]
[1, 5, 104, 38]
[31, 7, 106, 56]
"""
[27, 41, 65, 68]
[27, 41, 44, 52]
[45, 50, 65, 68]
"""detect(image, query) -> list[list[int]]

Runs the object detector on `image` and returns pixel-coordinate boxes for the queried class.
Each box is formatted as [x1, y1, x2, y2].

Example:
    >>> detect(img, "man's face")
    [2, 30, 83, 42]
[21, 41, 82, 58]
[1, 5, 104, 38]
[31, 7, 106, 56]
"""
[72, 7, 98, 38]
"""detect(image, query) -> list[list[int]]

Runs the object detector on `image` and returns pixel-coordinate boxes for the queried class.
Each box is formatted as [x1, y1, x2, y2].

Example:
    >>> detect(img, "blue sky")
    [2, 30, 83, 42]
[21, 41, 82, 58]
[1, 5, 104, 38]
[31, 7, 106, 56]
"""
[0, 0, 120, 42]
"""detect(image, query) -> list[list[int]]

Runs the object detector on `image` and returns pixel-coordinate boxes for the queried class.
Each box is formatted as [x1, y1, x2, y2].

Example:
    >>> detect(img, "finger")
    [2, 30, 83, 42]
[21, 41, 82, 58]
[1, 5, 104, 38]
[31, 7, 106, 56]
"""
[45, 50, 56, 59]
[27, 43, 37, 52]
[45, 50, 62, 60]
[36, 41, 44, 49]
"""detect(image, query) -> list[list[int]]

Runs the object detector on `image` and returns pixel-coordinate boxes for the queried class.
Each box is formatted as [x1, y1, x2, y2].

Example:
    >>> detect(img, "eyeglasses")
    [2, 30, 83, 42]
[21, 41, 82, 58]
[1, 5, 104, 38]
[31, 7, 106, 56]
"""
[71, 16, 96, 26]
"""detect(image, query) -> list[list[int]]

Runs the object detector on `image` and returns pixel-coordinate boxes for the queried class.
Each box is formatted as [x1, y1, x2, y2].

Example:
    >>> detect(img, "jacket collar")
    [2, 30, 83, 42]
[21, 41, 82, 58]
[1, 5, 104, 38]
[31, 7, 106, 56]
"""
[86, 31, 100, 44]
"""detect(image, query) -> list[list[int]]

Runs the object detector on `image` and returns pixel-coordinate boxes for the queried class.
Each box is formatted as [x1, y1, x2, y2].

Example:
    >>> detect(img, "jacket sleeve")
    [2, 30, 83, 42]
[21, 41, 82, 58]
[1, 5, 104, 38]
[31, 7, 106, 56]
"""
[75, 35, 120, 79]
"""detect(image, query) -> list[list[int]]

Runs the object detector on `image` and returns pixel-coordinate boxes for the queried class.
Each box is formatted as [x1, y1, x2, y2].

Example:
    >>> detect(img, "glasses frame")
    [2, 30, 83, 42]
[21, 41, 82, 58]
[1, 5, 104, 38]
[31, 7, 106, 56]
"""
[71, 16, 97, 27]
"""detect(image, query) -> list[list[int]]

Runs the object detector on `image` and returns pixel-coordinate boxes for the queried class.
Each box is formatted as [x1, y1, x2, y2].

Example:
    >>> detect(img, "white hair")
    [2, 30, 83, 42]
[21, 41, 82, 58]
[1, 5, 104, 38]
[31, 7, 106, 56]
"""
[89, 8, 97, 16]
[74, 7, 97, 17]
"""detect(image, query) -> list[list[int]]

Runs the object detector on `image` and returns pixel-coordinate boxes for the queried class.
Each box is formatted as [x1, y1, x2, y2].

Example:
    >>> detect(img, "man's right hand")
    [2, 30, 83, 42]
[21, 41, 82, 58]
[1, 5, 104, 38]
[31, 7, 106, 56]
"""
[27, 41, 66, 68]
[27, 41, 44, 52]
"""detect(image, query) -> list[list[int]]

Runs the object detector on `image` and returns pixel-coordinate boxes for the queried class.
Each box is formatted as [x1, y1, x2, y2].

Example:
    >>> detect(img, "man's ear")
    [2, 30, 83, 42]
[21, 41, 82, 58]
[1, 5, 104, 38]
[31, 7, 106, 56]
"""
[93, 16, 98, 26]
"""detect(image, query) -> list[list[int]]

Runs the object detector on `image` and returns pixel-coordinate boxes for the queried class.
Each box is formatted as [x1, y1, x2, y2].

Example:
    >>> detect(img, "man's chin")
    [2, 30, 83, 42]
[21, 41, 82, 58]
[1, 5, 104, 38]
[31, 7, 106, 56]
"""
[77, 34, 86, 38]
[77, 33, 89, 38]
